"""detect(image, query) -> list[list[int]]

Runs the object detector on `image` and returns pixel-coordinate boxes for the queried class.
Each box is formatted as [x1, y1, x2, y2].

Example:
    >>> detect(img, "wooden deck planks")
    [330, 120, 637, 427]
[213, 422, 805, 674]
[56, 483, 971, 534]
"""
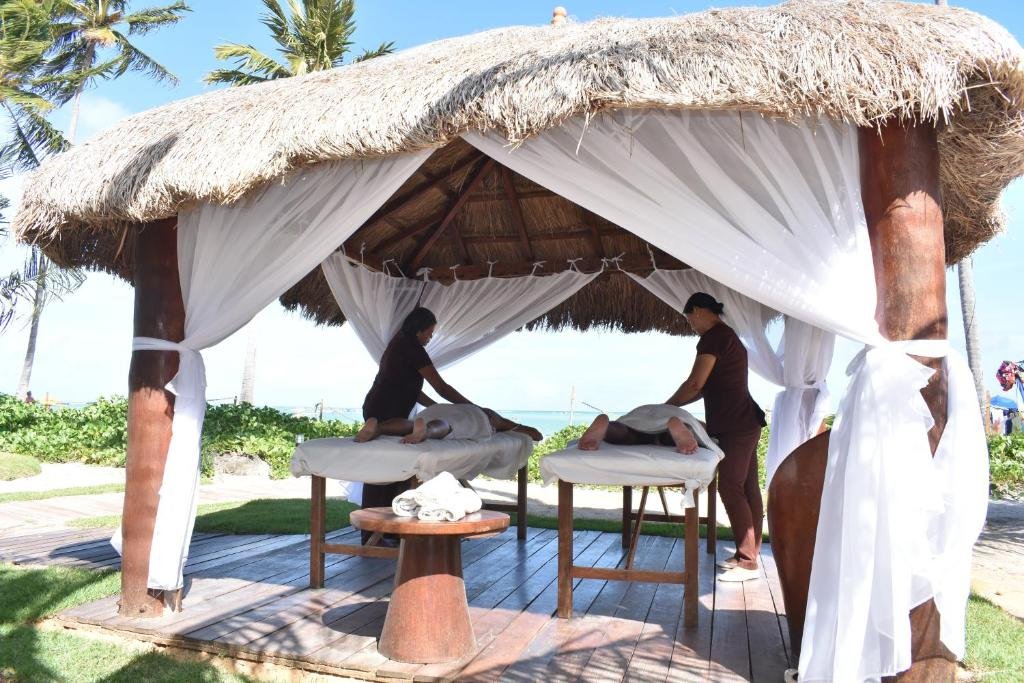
[10, 525, 793, 682]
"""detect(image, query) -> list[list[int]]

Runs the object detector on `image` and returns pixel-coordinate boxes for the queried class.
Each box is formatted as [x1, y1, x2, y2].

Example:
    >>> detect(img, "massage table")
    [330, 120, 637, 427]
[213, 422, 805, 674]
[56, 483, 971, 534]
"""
[540, 442, 722, 627]
[291, 430, 533, 587]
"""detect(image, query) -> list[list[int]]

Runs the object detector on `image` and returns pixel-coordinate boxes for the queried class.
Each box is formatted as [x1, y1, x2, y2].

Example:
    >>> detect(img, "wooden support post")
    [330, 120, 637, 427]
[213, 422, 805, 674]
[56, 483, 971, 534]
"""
[768, 120, 954, 678]
[860, 121, 954, 682]
[621, 486, 632, 548]
[557, 480, 573, 618]
[120, 217, 183, 617]
[310, 475, 326, 588]
[684, 488, 699, 628]
[706, 477, 717, 554]
[516, 465, 528, 540]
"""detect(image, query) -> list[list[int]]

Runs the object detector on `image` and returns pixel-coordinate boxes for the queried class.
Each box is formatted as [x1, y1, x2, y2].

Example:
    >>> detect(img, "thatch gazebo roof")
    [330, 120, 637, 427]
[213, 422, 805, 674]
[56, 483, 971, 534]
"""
[14, 0, 1024, 333]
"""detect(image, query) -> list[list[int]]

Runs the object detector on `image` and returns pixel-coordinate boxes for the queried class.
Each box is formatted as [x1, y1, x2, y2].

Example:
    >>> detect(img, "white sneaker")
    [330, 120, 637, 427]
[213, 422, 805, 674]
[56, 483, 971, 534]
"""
[716, 557, 740, 569]
[784, 668, 799, 682]
[717, 566, 761, 582]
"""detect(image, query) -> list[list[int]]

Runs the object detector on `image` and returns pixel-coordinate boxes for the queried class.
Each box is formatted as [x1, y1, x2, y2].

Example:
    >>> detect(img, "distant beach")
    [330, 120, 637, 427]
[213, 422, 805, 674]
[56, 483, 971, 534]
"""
[286, 407, 706, 439]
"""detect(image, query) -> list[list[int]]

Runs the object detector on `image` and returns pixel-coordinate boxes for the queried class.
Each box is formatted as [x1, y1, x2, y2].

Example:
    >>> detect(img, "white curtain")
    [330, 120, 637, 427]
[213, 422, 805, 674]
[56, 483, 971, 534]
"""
[120, 151, 431, 590]
[629, 269, 834, 484]
[465, 109, 988, 680]
[321, 254, 600, 369]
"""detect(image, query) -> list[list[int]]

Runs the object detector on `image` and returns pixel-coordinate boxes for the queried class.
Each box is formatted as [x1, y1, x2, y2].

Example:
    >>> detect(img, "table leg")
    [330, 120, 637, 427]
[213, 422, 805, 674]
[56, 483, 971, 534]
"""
[378, 535, 475, 664]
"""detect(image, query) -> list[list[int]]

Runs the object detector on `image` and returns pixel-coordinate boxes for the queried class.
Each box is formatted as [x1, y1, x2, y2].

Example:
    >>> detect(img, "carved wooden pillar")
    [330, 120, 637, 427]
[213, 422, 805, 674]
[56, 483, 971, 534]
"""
[768, 119, 954, 680]
[120, 217, 184, 616]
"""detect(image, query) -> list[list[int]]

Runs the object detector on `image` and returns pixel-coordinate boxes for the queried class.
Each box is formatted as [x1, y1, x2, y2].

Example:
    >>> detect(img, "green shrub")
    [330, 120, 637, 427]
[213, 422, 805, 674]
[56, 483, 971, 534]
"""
[0, 394, 359, 480]
[527, 424, 588, 482]
[0, 452, 41, 480]
[988, 432, 1024, 498]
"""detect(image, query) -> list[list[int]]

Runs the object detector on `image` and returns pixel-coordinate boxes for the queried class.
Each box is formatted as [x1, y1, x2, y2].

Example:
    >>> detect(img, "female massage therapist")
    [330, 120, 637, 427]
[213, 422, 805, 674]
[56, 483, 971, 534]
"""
[352, 307, 474, 540]
[671, 292, 767, 582]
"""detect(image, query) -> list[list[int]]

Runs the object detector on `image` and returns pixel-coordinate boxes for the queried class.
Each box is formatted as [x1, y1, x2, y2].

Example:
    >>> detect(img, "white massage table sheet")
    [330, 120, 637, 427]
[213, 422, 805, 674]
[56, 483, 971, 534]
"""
[540, 444, 722, 507]
[291, 431, 533, 484]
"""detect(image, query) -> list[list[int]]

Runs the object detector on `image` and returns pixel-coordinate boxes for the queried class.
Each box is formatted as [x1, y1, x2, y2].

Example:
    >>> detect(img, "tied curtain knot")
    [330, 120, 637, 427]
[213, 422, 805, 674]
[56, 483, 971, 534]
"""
[131, 336, 206, 401]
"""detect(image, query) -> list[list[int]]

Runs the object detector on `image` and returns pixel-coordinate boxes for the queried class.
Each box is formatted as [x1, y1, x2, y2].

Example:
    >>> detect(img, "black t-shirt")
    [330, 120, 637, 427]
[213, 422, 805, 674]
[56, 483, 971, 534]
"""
[362, 333, 433, 421]
[695, 322, 766, 436]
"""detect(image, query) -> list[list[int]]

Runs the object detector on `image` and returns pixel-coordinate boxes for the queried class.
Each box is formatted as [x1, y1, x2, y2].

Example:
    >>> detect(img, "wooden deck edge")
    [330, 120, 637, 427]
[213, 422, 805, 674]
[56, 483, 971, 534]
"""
[52, 614, 391, 681]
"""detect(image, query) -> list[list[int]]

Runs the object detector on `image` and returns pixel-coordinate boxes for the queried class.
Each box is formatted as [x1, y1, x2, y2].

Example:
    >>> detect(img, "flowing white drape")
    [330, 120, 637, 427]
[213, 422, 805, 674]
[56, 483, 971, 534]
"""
[321, 254, 600, 368]
[119, 151, 431, 590]
[628, 268, 834, 484]
[465, 109, 987, 680]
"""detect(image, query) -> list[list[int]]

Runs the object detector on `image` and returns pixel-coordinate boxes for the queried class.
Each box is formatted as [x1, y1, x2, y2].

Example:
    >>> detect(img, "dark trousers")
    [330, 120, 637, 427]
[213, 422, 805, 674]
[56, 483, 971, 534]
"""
[714, 429, 763, 570]
[360, 479, 413, 544]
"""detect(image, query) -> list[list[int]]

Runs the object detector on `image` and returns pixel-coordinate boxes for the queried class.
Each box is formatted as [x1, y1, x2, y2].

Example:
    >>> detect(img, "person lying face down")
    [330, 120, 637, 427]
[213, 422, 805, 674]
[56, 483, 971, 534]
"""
[578, 407, 700, 454]
[356, 306, 543, 445]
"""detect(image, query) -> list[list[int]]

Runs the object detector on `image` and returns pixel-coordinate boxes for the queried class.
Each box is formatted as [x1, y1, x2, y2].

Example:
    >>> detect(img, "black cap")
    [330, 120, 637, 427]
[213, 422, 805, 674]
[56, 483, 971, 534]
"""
[683, 292, 724, 315]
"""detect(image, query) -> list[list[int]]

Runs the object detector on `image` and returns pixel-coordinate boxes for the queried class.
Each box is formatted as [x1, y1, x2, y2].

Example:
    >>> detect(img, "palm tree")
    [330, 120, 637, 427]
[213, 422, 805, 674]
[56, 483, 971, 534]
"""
[2, 0, 187, 395]
[1, 0, 82, 389]
[206, 0, 392, 401]
[204, 0, 393, 86]
[42, 0, 190, 142]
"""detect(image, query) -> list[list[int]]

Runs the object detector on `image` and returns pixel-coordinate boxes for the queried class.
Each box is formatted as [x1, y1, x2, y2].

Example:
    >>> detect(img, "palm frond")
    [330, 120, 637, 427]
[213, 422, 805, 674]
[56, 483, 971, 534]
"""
[259, 0, 292, 46]
[0, 85, 52, 112]
[0, 102, 70, 173]
[110, 31, 178, 85]
[123, 1, 190, 35]
[203, 68, 270, 87]
[206, 42, 290, 84]
[354, 41, 394, 63]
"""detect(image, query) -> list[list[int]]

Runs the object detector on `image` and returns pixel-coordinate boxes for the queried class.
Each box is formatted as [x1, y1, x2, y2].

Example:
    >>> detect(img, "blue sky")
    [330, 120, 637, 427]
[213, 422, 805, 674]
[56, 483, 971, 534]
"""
[1, 0, 1022, 416]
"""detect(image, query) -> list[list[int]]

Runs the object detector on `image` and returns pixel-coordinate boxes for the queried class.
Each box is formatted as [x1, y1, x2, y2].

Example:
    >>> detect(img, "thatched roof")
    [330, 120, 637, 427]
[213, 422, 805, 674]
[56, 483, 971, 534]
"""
[13, 0, 1024, 332]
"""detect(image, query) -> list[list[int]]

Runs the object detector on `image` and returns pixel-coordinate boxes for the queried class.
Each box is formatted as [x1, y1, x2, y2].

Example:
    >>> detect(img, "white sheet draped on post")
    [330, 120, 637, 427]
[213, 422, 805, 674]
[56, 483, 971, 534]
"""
[465, 109, 988, 680]
[321, 254, 600, 368]
[116, 150, 431, 591]
[628, 268, 834, 484]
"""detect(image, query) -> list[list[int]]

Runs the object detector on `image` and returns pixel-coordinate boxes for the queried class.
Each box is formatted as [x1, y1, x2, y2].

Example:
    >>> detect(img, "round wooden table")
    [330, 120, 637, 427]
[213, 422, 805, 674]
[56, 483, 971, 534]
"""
[349, 507, 510, 664]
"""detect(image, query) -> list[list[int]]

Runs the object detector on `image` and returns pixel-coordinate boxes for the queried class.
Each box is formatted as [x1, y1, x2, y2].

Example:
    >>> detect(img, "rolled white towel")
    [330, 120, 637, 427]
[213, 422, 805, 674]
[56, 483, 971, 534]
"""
[416, 486, 483, 522]
[392, 490, 420, 517]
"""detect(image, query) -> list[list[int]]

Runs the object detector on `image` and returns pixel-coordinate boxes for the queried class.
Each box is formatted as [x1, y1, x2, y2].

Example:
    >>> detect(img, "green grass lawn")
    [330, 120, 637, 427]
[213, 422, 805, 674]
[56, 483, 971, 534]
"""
[964, 594, 1024, 682]
[0, 483, 126, 504]
[68, 496, 765, 543]
[0, 452, 42, 481]
[0, 563, 264, 682]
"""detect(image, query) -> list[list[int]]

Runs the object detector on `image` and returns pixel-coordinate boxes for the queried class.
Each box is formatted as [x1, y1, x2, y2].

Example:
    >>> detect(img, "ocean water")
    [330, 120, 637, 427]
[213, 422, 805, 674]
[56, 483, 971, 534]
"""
[291, 407, 705, 439]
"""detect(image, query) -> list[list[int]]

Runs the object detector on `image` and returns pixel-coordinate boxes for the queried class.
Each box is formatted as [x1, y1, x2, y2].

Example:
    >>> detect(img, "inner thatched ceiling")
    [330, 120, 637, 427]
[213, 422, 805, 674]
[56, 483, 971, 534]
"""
[280, 139, 695, 335]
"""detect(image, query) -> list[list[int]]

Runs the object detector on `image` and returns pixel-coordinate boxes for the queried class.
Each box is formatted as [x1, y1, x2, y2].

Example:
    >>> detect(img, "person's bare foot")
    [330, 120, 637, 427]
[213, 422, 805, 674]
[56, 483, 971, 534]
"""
[401, 418, 428, 444]
[668, 417, 698, 454]
[355, 417, 380, 443]
[512, 425, 543, 441]
[578, 414, 609, 450]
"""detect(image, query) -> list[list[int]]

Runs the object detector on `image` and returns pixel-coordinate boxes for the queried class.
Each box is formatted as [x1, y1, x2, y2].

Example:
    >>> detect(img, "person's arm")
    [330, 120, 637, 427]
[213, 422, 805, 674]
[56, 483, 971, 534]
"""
[666, 354, 716, 406]
[417, 391, 437, 408]
[419, 365, 473, 405]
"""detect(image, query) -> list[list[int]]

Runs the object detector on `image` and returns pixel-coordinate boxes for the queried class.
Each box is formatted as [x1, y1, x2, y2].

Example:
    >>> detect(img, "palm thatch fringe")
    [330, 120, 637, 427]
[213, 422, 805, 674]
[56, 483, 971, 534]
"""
[13, 0, 1024, 267]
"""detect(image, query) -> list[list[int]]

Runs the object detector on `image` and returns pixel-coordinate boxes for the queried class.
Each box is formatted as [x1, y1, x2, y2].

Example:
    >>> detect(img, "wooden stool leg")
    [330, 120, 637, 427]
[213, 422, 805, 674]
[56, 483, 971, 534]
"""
[684, 488, 699, 628]
[517, 465, 528, 540]
[622, 486, 633, 548]
[625, 486, 650, 570]
[310, 476, 325, 588]
[378, 535, 475, 663]
[657, 486, 671, 516]
[706, 477, 717, 555]
[558, 480, 574, 618]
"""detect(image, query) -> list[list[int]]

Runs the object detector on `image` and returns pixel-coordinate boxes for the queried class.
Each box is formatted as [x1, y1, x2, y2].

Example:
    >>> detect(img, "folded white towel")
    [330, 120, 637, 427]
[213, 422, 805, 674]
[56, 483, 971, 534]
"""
[417, 487, 482, 521]
[392, 490, 420, 517]
[390, 471, 483, 522]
